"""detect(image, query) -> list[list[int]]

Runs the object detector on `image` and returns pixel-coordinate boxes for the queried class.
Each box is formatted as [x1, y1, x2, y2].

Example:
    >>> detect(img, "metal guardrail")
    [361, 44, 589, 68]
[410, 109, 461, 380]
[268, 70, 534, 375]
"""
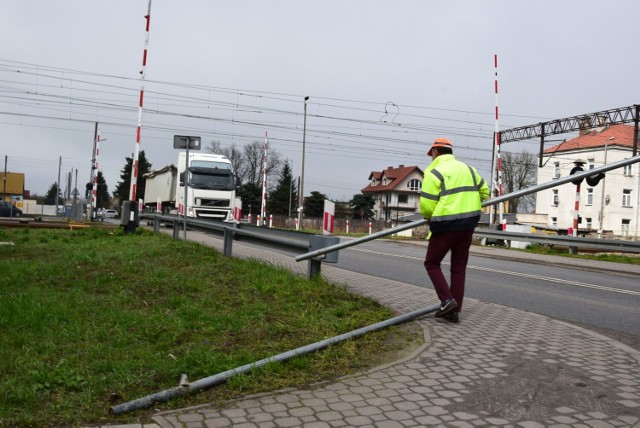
[140, 213, 335, 279]
[138, 156, 640, 273]
[140, 211, 640, 284]
[474, 228, 640, 253]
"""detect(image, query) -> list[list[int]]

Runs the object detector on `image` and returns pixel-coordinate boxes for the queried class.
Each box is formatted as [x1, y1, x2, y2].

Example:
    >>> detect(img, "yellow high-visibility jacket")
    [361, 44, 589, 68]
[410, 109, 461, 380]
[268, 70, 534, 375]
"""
[420, 154, 489, 235]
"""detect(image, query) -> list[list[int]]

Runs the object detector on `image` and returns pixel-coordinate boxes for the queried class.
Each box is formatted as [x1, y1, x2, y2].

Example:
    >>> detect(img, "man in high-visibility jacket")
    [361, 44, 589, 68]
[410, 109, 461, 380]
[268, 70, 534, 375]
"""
[420, 137, 489, 323]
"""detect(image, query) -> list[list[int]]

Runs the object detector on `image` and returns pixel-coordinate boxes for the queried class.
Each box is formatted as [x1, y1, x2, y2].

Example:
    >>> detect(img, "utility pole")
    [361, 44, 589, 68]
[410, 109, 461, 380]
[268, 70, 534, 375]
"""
[297, 96, 309, 230]
[89, 122, 99, 220]
[296, 176, 301, 230]
[72, 169, 79, 220]
[3, 155, 7, 202]
[288, 160, 293, 218]
[67, 170, 72, 200]
[55, 156, 61, 216]
[260, 131, 268, 226]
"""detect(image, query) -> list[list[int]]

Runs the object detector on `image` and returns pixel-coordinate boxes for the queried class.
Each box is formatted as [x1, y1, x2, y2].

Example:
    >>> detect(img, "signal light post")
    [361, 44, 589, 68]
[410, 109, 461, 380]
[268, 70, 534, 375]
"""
[568, 159, 587, 254]
[598, 137, 614, 238]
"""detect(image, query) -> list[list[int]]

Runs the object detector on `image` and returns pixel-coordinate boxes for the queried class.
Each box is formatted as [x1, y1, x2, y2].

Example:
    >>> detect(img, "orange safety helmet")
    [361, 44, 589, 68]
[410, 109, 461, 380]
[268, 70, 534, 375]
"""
[428, 137, 453, 156]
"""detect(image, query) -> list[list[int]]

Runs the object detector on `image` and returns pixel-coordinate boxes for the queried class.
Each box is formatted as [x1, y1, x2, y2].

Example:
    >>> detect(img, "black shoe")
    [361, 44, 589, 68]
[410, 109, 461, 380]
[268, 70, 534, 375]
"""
[434, 299, 458, 318]
[443, 312, 459, 324]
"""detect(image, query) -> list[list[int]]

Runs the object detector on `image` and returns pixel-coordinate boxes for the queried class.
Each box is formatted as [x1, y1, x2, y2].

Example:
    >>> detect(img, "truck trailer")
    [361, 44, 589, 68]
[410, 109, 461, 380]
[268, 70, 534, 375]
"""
[143, 152, 238, 221]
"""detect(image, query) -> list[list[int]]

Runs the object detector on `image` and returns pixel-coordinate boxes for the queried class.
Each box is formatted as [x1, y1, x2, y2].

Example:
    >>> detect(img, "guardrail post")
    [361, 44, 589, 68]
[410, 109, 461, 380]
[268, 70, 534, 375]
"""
[172, 220, 180, 239]
[153, 215, 160, 233]
[307, 236, 340, 280]
[307, 258, 322, 280]
[223, 224, 235, 257]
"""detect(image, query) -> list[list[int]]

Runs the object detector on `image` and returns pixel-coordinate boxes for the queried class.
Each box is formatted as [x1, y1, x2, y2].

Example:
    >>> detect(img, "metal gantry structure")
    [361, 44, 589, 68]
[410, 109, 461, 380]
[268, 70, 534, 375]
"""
[499, 104, 640, 166]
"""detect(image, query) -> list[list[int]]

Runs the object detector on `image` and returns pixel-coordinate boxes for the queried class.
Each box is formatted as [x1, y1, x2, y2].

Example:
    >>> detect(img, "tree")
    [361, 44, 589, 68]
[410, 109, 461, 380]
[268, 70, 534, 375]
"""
[500, 150, 537, 213]
[267, 160, 296, 216]
[207, 140, 246, 183]
[44, 182, 62, 205]
[112, 151, 152, 204]
[334, 201, 351, 219]
[207, 140, 282, 187]
[304, 191, 328, 218]
[236, 182, 262, 216]
[95, 171, 110, 208]
[350, 193, 376, 220]
[242, 140, 282, 186]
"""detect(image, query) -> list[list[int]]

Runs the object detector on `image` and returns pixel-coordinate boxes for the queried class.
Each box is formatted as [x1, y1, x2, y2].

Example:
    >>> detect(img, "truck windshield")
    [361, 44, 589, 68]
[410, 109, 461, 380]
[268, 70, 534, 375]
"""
[190, 160, 231, 170]
[190, 171, 234, 190]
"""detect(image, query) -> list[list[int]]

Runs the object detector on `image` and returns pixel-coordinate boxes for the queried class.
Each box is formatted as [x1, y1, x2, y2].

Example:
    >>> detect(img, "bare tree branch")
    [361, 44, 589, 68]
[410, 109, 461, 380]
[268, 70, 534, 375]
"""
[207, 139, 282, 188]
[501, 150, 537, 213]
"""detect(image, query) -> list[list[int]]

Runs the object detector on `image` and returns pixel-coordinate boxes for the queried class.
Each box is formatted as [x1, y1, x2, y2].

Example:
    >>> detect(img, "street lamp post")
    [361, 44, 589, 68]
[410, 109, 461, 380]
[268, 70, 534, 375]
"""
[598, 136, 614, 238]
[297, 96, 309, 230]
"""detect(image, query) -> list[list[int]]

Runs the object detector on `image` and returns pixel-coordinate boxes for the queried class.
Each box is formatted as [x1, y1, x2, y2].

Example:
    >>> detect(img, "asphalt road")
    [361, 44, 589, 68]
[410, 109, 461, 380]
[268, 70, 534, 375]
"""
[331, 239, 640, 342]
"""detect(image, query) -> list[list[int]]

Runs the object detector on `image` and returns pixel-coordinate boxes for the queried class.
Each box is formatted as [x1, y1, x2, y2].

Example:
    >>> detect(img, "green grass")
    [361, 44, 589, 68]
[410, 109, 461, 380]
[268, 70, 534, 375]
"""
[518, 243, 640, 264]
[0, 227, 413, 427]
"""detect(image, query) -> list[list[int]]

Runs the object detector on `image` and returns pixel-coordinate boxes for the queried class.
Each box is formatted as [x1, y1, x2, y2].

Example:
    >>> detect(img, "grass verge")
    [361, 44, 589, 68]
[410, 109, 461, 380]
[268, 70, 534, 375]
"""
[0, 226, 420, 427]
[519, 243, 640, 264]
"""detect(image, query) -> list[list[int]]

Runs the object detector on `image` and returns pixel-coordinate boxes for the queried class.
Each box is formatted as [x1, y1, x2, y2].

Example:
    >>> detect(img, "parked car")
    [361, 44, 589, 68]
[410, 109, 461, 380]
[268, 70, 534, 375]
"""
[0, 201, 22, 217]
[103, 209, 119, 219]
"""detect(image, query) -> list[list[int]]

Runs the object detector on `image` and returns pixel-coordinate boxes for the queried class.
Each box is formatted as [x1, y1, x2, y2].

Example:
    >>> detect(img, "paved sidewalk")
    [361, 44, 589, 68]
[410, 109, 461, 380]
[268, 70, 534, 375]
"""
[106, 232, 640, 428]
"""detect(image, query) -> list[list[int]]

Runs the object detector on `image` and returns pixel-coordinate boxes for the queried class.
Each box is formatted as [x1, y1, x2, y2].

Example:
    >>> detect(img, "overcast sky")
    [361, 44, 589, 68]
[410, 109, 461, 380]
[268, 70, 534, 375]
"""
[1, 0, 638, 202]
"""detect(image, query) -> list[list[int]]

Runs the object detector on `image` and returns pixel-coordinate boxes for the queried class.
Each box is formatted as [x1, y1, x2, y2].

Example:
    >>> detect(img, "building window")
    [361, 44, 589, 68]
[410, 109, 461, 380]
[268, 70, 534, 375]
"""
[383, 178, 388, 186]
[552, 189, 559, 206]
[553, 162, 560, 178]
[586, 218, 592, 229]
[586, 188, 593, 206]
[551, 217, 557, 227]
[622, 189, 632, 207]
[398, 194, 408, 204]
[407, 179, 421, 191]
[588, 158, 595, 170]
[621, 219, 631, 236]
[623, 163, 633, 176]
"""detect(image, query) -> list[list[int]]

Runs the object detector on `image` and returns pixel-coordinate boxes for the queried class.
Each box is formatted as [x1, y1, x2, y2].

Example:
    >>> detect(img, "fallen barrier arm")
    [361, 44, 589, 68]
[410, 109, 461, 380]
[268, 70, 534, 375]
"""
[110, 303, 440, 415]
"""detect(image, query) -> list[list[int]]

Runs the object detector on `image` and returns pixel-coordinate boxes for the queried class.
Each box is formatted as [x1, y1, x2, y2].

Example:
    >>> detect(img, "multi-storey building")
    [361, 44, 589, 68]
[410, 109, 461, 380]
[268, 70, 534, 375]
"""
[537, 124, 639, 237]
[361, 165, 423, 223]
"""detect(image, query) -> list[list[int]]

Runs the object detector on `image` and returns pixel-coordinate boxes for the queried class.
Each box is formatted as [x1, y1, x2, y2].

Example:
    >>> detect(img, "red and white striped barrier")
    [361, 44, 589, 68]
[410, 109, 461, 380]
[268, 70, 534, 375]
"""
[128, 1, 152, 202]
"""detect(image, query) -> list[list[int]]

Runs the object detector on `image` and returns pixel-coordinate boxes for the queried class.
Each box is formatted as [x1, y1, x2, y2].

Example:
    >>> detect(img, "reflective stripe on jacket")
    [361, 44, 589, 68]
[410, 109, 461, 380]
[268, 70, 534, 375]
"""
[420, 154, 489, 234]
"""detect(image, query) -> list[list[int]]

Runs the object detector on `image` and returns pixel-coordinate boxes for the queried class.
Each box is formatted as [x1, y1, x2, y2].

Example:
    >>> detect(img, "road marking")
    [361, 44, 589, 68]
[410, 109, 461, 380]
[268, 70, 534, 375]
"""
[468, 264, 640, 296]
[349, 247, 640, 297]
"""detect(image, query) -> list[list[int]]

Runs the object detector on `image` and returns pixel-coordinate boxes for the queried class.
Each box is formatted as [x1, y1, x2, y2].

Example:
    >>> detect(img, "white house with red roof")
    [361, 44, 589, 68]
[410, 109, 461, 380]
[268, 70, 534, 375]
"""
[537, 124, 639, 237]
[361, 164, 423, 223]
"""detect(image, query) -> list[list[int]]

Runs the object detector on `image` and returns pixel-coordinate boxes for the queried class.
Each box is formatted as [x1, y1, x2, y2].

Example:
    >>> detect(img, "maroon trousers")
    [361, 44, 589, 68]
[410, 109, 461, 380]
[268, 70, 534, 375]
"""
[423, 228, 474, 312]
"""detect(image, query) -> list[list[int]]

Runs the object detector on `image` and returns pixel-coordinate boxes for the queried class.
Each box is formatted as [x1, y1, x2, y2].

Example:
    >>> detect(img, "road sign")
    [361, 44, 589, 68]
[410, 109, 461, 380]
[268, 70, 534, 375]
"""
[173, 135, 201, 150]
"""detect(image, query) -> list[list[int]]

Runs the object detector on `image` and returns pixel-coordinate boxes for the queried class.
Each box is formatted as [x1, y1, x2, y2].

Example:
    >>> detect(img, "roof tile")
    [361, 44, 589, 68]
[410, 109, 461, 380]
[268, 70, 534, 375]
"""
[361, 165, 422, 193]
[544, 124, 636, 154]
